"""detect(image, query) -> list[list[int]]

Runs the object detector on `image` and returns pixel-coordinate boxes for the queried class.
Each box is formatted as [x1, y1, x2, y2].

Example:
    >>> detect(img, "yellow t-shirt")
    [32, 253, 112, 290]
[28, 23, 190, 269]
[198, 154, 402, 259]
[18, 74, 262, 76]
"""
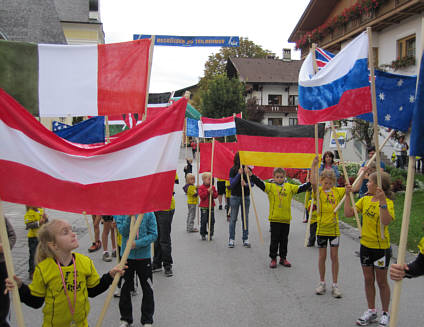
[187, 184, 198, 204]
[29, 253, 100, 327]
[225, 180, 231, 198]
[25, 208, 44, 238]
[356, 196, 394, 249]
[304, 191, 311, 209]
[116, 229, 122, 247]
[165, 173, 179, 211]
[418, 237, 424, 255]
[307, 199, 317, 224]
[264, 182, 299, 224]
[316, 187, 345, 237]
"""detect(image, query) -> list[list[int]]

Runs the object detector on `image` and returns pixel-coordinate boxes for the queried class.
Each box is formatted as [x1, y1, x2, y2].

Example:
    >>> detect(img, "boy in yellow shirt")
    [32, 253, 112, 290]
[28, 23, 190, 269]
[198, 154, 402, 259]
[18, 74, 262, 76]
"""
[250, 168, 310, 268]
[24, 206, 48, 278]
[183, 173, 199, 232]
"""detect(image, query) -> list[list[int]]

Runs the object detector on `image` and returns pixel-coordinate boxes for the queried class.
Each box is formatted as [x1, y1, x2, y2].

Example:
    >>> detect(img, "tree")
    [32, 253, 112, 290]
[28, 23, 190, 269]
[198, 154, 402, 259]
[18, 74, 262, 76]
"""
[200, 74, 246, 118]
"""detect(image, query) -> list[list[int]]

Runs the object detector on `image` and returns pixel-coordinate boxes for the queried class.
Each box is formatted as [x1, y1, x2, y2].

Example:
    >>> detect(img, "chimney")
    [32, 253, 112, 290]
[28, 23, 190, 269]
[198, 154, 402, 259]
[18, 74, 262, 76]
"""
[283, 48, 291, 61]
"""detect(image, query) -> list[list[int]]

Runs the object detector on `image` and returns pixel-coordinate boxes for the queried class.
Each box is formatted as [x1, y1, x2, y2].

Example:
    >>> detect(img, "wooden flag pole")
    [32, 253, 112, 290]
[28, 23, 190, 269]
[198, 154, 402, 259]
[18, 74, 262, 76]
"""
[196, 137, 200, 228]
[96, 214, 143, 327]
[367, 27, 385, 239]
[143, 36, 155, 122]
[208, 138, 215, 241]
[311, 44, 321, 239]
[105, 116, 110, 144]
[333, 129, 395, 212]
[83, 211, 94, 243]
[245, 171, 264, 244]
[114, 226, 120, 263]
[0, 200, 25, 327]
[389, 157, 416, 327]
[330, 122, 362, 233]
[304, 197, 314, 247]
[184, 118, 188, 159]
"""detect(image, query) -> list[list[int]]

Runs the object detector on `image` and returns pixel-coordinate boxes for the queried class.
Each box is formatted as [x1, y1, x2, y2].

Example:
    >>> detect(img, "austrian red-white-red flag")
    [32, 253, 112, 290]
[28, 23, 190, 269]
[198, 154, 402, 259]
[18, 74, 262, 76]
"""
[0, 89, 186, 215]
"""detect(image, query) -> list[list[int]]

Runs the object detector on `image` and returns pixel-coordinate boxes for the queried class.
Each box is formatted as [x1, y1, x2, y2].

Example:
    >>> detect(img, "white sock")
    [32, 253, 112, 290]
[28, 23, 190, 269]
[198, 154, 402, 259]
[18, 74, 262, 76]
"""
[332, 283, 338, 288]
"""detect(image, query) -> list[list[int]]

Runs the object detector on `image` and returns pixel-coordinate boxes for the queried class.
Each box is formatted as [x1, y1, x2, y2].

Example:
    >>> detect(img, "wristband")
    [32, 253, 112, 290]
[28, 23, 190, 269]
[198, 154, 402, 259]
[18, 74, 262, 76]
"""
[379, 204, 388, 209]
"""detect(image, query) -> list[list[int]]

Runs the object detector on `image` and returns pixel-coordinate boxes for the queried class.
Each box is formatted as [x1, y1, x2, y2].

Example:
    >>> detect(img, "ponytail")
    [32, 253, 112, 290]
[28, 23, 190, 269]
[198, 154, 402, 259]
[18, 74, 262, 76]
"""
[369, 172, 394, 200]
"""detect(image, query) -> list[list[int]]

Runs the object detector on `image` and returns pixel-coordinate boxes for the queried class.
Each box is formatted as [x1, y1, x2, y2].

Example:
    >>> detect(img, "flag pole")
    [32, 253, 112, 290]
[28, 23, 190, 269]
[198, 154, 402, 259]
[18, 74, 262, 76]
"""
[330, 122, 362, 233]
[311, 43, 321, 242]
[0, 200, 25, 327]
[303, 170, 313, 247]
[143, 36, 155, 121]
[333, 129, 395, 212]
[184, 118, 188, 159]
[236, 113, 248, 232]
[208, 138, 215, 241]
[83, 211, 94, 244]
[367, 27, 385, 239]
[96, 214, 144, 327]
[245, 171, 264, 244]
[196, 137, 200, 228]
[104, 116, 110, 144]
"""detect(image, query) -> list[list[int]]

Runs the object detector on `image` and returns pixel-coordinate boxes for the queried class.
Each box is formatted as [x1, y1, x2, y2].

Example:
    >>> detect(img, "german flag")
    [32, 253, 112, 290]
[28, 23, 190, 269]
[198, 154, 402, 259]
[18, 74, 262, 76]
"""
[235, 118, 325, 168]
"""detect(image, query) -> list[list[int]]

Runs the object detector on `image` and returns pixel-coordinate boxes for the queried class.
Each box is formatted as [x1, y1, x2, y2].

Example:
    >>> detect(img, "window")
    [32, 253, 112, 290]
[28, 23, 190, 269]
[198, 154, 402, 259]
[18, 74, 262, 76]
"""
[268, 94, 282, 105]
[288, 95, 298, 106]
[397, 34, 415, 59]
[268, 118, 282, 126]
[289, 118, 298, 126]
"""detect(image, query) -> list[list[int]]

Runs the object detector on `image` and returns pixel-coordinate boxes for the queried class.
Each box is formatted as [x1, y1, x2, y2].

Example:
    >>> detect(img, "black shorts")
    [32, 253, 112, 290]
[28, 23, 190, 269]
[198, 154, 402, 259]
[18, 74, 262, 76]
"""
[102, 215, 114, 222]
[217, 181, 226, 195]
[317, 235, 340, 248]
[360, 245, 391, 269]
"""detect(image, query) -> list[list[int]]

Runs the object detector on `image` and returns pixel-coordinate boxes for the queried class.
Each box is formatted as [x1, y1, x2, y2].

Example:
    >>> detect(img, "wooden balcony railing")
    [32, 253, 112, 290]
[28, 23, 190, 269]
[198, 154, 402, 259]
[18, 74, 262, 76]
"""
[253, 105, 297, 113]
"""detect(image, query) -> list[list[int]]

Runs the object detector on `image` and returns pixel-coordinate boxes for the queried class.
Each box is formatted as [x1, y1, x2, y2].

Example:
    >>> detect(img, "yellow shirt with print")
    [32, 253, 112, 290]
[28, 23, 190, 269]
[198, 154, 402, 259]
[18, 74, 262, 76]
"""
[225, 180, 231, 198]
[316, 187, 345, 237]
[264, 182, 299, 224]
[186, 184, 198, 205]
[29, 253, 100, 327]
[25, 208, 44, 238]
[356, 196, 394, 249]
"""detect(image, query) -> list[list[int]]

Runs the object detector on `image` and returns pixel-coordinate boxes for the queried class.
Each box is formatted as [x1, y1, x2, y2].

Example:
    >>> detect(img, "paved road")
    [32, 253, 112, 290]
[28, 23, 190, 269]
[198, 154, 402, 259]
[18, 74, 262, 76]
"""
[5, 151, 424, 327]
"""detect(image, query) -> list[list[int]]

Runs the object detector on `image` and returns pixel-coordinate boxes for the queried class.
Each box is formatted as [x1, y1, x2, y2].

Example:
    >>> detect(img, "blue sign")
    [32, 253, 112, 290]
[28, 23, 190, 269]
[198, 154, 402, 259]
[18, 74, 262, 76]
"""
[133, 35, 239, 47]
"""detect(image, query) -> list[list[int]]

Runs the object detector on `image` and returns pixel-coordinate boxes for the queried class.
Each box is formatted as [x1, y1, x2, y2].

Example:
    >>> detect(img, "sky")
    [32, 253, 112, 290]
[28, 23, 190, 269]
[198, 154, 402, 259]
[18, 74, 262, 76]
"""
[100, 0, 310, 93]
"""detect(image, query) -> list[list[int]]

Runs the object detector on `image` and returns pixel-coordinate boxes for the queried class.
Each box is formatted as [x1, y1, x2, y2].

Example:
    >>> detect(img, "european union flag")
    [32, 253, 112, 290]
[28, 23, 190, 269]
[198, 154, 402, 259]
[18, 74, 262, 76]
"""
[411, 52, 424, 156]
[357, 70, 416, 132]
[53, 116, 105, 144]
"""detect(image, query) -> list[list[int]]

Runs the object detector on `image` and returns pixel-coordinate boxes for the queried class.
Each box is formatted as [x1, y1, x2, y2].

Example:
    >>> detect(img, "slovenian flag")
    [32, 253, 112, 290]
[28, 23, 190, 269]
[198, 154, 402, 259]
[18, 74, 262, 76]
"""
[0, 39, 151, 117]
[298, 31, 372, 125]
[0, 88, 186, 215]
[235, 118, 325, 168]
[201, 114, 241, 138]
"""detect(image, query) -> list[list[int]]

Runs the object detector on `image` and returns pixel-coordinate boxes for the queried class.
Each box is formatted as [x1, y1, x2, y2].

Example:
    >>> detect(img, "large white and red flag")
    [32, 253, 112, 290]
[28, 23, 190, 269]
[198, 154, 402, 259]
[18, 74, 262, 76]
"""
[0, 89, 186, 215]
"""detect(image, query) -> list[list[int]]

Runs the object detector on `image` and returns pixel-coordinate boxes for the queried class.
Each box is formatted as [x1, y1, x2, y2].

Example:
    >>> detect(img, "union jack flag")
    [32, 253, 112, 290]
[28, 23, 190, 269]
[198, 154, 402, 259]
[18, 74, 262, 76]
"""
[315, 47, 335, 70]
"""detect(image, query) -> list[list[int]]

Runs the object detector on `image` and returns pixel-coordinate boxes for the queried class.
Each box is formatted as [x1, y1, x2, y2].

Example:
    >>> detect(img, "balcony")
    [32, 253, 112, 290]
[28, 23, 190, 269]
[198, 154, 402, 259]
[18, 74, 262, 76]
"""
[253, 105, 297, 113]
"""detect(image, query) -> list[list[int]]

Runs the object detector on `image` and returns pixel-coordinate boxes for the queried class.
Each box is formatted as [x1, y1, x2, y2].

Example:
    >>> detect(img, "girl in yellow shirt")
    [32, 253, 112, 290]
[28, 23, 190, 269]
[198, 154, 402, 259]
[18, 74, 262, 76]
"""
[345, 171, 394, 327]
[311, 156, 345, 298]
[6, 219, 124, 327]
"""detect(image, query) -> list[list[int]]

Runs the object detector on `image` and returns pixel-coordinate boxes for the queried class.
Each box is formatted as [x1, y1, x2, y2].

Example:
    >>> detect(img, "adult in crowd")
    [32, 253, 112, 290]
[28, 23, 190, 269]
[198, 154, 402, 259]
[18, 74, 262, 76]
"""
[318, 151, 340, 184]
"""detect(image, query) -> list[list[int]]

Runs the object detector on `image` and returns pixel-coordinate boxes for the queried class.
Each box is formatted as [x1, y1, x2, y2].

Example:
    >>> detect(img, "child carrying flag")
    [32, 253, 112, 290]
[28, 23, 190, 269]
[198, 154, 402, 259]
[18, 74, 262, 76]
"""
[198, 172, 218, 241]
[250, 168, 310, 268]
[183, 173, 199, 232]
[311, 156, 345, 298]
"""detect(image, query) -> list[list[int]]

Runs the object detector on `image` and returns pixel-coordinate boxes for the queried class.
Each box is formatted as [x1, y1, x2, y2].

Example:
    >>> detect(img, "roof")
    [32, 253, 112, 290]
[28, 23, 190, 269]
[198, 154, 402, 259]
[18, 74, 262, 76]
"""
[0, 0, 67, 44]
[228, 57, 303, 84]
[288, 0, 339, 42]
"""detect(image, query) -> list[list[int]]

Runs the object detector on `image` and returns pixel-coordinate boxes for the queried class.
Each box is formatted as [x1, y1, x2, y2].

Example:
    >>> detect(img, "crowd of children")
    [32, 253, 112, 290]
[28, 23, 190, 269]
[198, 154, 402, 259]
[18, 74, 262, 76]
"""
[2, 147, 423, 327]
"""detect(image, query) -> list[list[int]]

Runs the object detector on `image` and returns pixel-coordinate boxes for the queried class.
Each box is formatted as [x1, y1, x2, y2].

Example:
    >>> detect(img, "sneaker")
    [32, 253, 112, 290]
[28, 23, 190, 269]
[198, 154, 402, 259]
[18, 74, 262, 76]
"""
[219, 205, 223, 210]
[201, 235, 207, 241]
[354, 250, 360, 257]
[143, 324, 152, 327]
[269, 259, 277, 268]
[112, 249, 117, 257]
[302, 219, 308, 223]
[379, 312, 389, 327]
[114, 288, 121, 297]
[356, 309, 378, 326]
[102, 251, 112, 262]
[307, 243, 315, 247]
[88, 240, 101, 253]
[152, 264, 162, 273]
[164, 266, 173, 277]
[331, 285, 342, 298]
[189, 228, 199, 233]
[315, 282, 326, 295]
[279, 259, 291, 267]
[228, 239, 235, 248]
[119, 320, 130, 327]
[243, 240, 251, 248]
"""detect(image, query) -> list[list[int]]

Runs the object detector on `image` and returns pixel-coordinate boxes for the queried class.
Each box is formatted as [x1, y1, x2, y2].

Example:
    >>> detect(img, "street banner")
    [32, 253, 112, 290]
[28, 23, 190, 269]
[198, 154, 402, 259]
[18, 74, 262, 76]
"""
[133, 34, 239, 47]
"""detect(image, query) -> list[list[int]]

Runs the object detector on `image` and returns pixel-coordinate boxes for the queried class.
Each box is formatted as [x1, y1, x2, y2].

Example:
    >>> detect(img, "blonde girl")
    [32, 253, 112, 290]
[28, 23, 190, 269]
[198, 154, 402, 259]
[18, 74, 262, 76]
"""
[311, 156, 345, 298]
[345, 172, 394, 327]
[5, 219, 124, 327]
